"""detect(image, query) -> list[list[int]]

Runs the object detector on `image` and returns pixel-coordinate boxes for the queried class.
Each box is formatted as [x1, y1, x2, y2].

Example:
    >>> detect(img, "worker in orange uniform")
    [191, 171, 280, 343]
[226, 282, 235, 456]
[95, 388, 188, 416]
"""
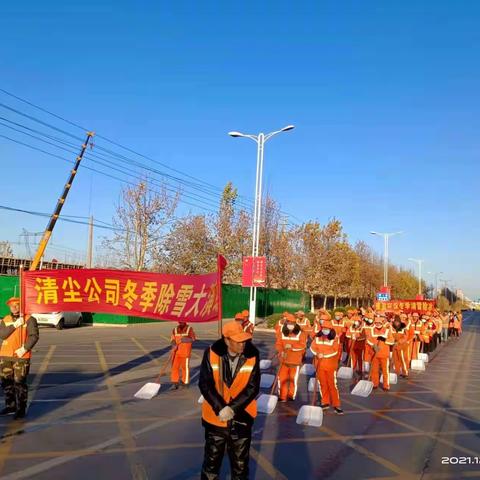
[410, 312, 424, 361]
[275, 313, 307, 402]
[310, 318, 343, 414]
[170, 321, 196, 389]
[332, 310, 346, 364]
[391, 315, 411, 378]
[295, 310, 311, 333]
[0, 297, 39, 419]
[362, 310, 375, 375]
[345, 308, 357, 330]
[345, 315, 366, 376]
[367, 314, 394, 391]
[275, 311, 290, 335]
[312, 309, 331, 336]
[235, 311, 254, 336]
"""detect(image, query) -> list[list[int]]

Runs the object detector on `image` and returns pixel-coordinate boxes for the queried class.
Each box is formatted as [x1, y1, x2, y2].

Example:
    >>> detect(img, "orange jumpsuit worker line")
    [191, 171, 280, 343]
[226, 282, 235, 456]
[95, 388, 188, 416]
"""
[410, 312, 423, 361]
[362, 311, 375, 375]
[170, 321, 196, 389]
[275, 313, 307, 402]
[331, 311, 346, 362]
[367, 314, 394, 391]
[310, 319, 344, 414]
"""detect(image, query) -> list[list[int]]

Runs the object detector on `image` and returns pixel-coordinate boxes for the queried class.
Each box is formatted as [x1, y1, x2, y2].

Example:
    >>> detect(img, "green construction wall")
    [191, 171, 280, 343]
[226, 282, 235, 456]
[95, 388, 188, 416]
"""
[0, 275, 310, 324]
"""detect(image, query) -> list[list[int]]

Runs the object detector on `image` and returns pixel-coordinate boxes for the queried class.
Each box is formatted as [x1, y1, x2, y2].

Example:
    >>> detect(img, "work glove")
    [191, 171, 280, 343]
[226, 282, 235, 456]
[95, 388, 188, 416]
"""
[13, 317, 24, 328]
[218, 406, 234, 422]
[15, 346, 27, 358]
[373, 345, 380, 353]
[284, 344, 292, 350]
[317, 353, 324, 359]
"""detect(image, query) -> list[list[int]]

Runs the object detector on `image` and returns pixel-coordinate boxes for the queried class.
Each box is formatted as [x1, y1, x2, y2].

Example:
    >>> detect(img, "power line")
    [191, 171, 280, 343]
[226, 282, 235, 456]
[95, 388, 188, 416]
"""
[0, 89, 304, 224]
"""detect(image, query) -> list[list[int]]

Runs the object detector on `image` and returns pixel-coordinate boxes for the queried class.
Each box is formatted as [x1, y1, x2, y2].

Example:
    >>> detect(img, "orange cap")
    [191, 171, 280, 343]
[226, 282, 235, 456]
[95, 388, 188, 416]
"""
[284, 313, 296, 322]
[241, 309, 249, 318]
[234, 312, 244, 321]
[6, 297, 20, 306]
[222, 321, 252, 342]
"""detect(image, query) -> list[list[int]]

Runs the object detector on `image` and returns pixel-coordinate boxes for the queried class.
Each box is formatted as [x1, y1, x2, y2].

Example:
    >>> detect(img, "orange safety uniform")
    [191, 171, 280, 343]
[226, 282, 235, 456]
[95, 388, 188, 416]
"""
[367, 323, 394, 390]
[170, 324, 196, 385]
[392, 323, 411, 377]
[345, 322, 366, 374]
[295, 315, 312, 333]
[331, 316, 346, 358]
[410, 318, 424, 360]
[362, 320, 375, 365]
[275, 325, 307, 401]
[0, 315, 33, 359]
[201, 349, 257, 428]
[310, 330, 341, 408]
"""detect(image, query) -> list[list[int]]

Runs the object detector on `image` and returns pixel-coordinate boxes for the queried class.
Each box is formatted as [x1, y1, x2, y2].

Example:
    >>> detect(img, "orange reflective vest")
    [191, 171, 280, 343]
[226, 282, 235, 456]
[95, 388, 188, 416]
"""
[310, 336, 339, 370]
[202, 350, 257, 428]
[171, 325, 196, 357]
[0, 315, 31, 359]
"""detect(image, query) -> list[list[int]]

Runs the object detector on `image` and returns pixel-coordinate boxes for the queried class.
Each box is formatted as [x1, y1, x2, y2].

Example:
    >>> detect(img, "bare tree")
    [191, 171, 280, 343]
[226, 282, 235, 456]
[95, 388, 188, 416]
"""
[104, 178, 179, 271]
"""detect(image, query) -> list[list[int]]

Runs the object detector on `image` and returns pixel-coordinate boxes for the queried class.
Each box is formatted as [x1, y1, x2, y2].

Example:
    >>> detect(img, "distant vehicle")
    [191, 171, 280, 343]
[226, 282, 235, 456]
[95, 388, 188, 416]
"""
[33, 312, 82, 330]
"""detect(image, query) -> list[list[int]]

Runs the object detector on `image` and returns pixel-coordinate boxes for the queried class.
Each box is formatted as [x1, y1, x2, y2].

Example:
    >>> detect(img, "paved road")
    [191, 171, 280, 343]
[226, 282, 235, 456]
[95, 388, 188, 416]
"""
[0, 312, 478, 479]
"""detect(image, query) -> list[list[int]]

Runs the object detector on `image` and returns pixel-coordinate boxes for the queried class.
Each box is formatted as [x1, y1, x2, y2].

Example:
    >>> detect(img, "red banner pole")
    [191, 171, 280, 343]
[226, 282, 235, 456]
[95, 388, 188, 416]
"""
[217, 255, 226, 337]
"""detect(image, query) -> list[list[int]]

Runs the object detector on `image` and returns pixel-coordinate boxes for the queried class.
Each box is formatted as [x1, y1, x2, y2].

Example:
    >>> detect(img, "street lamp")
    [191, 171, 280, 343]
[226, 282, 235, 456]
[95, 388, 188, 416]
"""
[370, 231, 403, 287]
[229, 125, 295, 325]
[408, 258, 424, 296]
[427, 271, 443, 299]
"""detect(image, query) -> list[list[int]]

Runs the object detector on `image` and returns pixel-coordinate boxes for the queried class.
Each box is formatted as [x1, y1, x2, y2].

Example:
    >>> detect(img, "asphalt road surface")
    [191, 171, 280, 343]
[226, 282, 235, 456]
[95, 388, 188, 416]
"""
[0, 312, 478, 479]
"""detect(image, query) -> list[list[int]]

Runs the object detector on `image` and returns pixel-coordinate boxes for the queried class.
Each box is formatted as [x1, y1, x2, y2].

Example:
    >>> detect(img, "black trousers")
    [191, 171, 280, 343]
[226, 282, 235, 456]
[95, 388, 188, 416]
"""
[0, 359, 30, 412]
[201, 424, 252, 480]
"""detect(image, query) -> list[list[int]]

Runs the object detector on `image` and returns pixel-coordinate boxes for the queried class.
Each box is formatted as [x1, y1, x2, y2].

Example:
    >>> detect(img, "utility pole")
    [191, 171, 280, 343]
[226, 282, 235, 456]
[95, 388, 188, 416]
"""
[408, 258, 424, 296]
[30, 131, 94, 271]
[86, 216, 94, 268]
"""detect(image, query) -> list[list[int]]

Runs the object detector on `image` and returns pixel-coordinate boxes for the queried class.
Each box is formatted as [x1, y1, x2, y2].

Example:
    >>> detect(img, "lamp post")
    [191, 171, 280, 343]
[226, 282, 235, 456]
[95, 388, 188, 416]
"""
[229, 125, 295, 325]
[408, 258, 424, 296]
[370, 231, 403, 287]
[427, 271, 443, 299]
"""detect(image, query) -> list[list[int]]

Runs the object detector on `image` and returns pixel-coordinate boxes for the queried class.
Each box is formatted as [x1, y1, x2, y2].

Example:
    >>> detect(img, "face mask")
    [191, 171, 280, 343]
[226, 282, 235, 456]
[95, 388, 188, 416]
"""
[353, 322, 360, 328]
[286, 324, 295, 331]
[335, 315, 341, 320]
[365, 318, 373, 324]
[321, 328, 331, 336]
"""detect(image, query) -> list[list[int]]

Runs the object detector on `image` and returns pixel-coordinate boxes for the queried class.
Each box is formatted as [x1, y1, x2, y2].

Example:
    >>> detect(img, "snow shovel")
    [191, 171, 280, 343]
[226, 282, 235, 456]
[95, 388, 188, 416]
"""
[257, 365, 282, 414]
[363, 361, 370, 373]
[351, 354, 375, 397]
[296, 363, 323, 427]
[260, 373, 276, 388]
[418, 353, 429, 363]
[260, 359, 272, 370]
[338, 340, 354, 379]
[411, 359, 425, 371]
[134, 349, 175, 400]
[380, 372, 398, 385]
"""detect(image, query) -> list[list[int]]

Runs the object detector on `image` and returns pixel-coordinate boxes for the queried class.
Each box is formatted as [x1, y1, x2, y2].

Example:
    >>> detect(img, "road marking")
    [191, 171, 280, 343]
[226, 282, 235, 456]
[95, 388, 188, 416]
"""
[95, 341, 146, 480]
[0, 406, 200, 480]
[0, 344, 56, 475]
[250, 447, 289, 480]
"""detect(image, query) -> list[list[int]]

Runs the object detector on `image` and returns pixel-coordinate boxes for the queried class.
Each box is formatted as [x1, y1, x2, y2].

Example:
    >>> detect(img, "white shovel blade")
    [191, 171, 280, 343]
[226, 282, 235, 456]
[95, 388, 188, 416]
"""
[418, 353, 429, 363]
[351, 379, 373, 397]
[363, 361, 370, 373]
[296, 405, 324, 427]
[260, 359, 272, 370]
[134, 382, 161, 400]
[337, 366, 353, 379]
[380, 373, 398, 384]
[308, 377, 318, 392]
[198, 395, 204, 404]
[411, 359, 425, 371]
[300, 364, 315, 376]
[257, 393, 278, 414]
[260, 374, 275, 389]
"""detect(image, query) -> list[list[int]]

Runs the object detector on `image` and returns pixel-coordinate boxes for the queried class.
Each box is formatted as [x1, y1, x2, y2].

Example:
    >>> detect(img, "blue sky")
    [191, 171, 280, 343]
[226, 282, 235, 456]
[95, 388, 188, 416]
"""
[1, 1, 479, 298]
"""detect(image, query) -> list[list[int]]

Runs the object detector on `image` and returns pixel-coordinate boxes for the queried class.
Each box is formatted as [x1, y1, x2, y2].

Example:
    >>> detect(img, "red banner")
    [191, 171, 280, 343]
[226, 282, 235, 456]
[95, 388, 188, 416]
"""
[242, 256, 267, 287]
[374, 299, 436, 314]
[22, 268, 222, 323]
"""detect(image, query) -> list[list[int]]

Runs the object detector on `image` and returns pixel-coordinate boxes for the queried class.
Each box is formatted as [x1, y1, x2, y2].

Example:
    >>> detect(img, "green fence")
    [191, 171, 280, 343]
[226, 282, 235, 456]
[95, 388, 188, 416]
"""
[0, 275, 311, 324]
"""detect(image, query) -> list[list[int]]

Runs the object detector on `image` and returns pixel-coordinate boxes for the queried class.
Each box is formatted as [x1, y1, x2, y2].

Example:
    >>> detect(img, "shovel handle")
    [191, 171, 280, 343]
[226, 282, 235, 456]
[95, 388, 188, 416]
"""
[154, 349, 176, 383]
[270, 360, 283, 395]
